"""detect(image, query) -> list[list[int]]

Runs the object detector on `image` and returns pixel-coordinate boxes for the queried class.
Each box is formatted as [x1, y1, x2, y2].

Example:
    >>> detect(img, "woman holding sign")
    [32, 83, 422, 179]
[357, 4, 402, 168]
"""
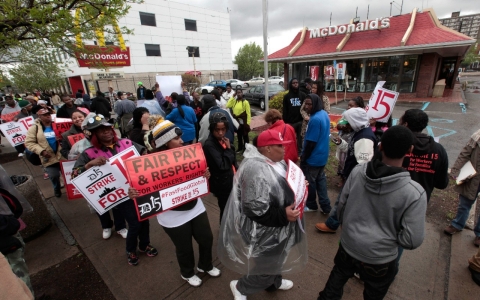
[218, 129, 307, 299]
[72, 114, 157, 266]
[60, 109, 88, 159]
[129, 120, 220, 287]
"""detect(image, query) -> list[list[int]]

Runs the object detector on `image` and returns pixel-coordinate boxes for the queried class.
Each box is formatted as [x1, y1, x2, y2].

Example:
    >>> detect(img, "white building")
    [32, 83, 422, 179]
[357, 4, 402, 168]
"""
[65, 0, 236, 95]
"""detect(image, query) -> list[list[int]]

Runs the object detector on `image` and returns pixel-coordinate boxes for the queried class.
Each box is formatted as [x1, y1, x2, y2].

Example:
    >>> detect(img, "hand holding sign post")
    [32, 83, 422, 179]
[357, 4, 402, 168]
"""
[366, 81, 399, 123]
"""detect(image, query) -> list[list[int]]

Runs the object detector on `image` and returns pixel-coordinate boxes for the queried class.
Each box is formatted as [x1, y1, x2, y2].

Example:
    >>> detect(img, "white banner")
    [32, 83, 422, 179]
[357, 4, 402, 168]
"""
[155, 75, 183, 99]
[158, 176, 209, 211]
[0, 116, 34, 147]
[71, 146, 140, 214]
[366, 81, 399, 123]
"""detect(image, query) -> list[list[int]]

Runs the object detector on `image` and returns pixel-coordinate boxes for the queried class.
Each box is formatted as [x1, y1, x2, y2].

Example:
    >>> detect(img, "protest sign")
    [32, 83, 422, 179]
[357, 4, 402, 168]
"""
[60, 161, 83, 200]
[366, 81, 399, 123]
[0, 116, 34, 147]
[71, 146, 140, 214]
[53, 118, 73, 139]
[125, 143, 209, 221]
[155, 75, 182, 102]
[328, 114, 342, 133]
[286, 160, 308, 220]
[67, 133, 85, 147]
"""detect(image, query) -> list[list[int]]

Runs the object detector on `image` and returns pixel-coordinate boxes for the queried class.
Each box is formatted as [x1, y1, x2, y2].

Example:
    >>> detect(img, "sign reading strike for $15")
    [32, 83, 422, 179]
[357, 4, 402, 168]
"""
[124, 143, 207, 196]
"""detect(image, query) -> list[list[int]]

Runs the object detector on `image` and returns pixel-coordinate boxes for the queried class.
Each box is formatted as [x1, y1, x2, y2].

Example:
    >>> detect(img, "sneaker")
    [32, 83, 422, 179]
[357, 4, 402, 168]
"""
[54, 190, 62, 198]
[43, 173, 49, 180]
[469, 266, 480, 286]
[127, 252, 139, 266]
[475, 236, 480, 247]
[102, 228, 112, 239]
[181, 275, 202, 287]
[139, 245, 158, 257]
[315, 223, 337, 233]
[117, 228, 128, 238]
[278, 279, 294, 290]
[304, 207, 318, 212]
[230, 280, 247, 300]
[18, 153, 24, 157]
[444, 225, 462, 235]
[197, 266, 221, 277]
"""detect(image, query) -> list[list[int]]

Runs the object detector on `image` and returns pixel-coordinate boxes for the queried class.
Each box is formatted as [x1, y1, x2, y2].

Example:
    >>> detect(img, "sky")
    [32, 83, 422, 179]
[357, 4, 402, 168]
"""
[171, 0, 479, 60]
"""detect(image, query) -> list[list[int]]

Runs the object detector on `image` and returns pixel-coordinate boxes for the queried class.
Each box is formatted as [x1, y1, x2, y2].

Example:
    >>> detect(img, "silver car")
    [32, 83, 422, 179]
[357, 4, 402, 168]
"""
[245, 77, 265, 87]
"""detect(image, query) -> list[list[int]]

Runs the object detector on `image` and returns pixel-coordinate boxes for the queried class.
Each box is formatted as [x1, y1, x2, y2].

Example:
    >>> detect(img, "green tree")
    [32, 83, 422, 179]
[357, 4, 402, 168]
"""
[268, 63, 283, 76]
[9, 62, 66, 92]
[234, 42, 264, 80]
[461, 43, 479, 67]
[0, 0, 140, 64]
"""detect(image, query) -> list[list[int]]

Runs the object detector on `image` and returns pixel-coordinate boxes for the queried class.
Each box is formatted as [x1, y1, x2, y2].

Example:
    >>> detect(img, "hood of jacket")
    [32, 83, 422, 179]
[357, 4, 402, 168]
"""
[308, 93, 323, 115]
[288, 78, 300, 93]
[343, 107, 370, 132]
[363, 159, 411, 195]
[411, 132, 436, 156]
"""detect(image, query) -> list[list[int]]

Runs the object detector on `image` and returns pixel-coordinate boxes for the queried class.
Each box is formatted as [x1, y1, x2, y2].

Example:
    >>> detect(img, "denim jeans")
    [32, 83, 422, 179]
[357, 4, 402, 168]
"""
[451, 184, 480, 237]
[301, 163, 331, 213]
[324, 186, 344, 230]
[318, 244, 398, 300]
[45, 163, 61, 192]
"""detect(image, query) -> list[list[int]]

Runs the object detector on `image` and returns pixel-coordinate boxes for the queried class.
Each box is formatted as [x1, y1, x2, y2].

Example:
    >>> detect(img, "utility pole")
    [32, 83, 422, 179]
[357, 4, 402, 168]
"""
[263, 0, 269, 111]
[186, 47, 197, 78]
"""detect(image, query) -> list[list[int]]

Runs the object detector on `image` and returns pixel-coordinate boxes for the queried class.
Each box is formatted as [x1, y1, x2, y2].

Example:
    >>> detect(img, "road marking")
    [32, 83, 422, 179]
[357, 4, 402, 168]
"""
[421, 102, 430, 111]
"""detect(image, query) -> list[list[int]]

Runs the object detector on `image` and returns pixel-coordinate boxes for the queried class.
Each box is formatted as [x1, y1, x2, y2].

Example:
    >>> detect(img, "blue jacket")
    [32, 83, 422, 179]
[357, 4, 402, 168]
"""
[166, 105, 197, 143]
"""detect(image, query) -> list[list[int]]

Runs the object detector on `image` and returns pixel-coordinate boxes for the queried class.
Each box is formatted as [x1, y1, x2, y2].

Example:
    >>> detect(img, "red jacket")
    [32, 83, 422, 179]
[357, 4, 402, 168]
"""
[269, 120, 298, 164]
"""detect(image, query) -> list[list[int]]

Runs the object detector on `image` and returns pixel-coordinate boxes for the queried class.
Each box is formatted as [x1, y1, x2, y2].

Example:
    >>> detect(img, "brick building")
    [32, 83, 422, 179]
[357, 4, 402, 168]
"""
[268, 8, 475, 99]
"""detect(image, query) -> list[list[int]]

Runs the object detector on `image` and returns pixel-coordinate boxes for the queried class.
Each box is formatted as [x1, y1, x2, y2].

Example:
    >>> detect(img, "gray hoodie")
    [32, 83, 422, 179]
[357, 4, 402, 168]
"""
[338, 159, 427, 264]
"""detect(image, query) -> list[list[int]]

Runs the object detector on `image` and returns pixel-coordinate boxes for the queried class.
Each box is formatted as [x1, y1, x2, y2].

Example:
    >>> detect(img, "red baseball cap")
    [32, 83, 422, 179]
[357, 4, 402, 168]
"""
[257, 129, 292, 147]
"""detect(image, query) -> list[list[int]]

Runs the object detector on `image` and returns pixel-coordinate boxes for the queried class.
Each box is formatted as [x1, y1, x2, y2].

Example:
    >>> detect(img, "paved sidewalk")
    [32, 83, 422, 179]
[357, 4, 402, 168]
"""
[3, 154, 479, 299]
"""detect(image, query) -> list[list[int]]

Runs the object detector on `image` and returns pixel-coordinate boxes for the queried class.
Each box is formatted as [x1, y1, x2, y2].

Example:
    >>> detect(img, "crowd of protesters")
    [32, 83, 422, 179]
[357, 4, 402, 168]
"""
[1, 76, 480, 300]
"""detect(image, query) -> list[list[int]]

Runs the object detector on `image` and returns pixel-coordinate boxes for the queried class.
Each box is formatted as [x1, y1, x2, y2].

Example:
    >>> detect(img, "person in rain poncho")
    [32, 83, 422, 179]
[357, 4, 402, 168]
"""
[218, 129, 308, 299]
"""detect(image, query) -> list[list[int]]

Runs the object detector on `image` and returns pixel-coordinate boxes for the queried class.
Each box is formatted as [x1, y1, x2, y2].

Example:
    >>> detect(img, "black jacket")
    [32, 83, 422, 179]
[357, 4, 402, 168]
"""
[282, 78, 306, 124]
[137, 86, 147, 100]
[402, 132, 449, 201]
[90, 96, 112, 119]
[56, 104, 78, 118]
[203, 134, 237, 197]
[0, 188, 23, 255]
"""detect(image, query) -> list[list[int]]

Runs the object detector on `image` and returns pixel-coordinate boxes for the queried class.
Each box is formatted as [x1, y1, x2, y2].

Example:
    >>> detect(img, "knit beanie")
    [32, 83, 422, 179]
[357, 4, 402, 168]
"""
[152, 120, 182, 149]
[18, 100, 31, 108]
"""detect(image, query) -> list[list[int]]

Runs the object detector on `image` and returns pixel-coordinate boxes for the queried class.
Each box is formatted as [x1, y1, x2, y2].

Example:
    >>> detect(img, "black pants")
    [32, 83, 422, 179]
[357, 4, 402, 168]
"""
[162, 211, 214, 278]
[237, 274, 282, 295]
[237, 124, 250, 151]
[14, 144, 25, 154]
[97, 206, 126, 231]
[214, 191, 230, 223]
[290, 121, 303, 153]
[116, 200, 150, 253]
[318, 244, 398, 300]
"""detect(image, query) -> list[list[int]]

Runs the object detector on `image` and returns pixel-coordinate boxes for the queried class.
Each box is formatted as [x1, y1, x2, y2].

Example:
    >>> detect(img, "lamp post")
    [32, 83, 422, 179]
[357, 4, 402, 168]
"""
[186, 47, 198, 78]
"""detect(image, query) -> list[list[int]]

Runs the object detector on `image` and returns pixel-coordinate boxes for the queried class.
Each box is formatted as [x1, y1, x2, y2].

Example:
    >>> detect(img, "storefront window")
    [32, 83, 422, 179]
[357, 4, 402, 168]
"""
[291, 54, 418, 93]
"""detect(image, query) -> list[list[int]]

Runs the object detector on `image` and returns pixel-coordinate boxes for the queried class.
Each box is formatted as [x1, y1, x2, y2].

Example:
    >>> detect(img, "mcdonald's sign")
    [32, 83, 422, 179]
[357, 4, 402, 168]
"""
[75, 45, 131, 68]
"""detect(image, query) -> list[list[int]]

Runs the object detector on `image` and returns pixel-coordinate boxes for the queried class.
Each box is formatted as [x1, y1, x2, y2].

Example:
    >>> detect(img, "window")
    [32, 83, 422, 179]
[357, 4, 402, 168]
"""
[185, 19, 197, 31]
[145, 44, 161, 56]
[140, 12, 156, 27]
[105, 41, 114, 45]
[186, 46, 200, 57]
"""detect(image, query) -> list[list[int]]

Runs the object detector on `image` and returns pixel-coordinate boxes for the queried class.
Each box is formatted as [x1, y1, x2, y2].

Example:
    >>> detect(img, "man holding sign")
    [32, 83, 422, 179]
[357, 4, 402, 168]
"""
[127, 120, 220, 287]
[72, 114, 157, 266]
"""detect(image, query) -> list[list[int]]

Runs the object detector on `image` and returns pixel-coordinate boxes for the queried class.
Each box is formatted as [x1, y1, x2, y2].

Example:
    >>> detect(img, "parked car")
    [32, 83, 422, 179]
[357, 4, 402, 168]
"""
[103, 91, 135, 100]
[206, 80, 228, 89]
[243, 84, 285, 110]
[225, 79, 246, 89]
[244, 77, 265, 87]
[195, 85, 215, 94]
[268, 76, 284, 86]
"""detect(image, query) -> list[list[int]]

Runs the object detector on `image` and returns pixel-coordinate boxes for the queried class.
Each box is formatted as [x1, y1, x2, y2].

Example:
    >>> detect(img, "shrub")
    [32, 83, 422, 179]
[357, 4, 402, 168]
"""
[268, 91, 287, 113]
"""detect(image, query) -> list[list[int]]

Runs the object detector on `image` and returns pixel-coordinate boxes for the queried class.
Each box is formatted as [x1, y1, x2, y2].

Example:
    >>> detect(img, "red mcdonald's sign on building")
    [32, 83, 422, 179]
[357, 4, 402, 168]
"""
[76, 45, 131, 68]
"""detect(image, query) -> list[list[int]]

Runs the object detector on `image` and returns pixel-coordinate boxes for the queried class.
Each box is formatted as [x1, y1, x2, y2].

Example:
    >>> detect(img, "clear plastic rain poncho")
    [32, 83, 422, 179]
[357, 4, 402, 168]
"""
[217, 143, 308, 275]
[0, 165, 33, 215]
